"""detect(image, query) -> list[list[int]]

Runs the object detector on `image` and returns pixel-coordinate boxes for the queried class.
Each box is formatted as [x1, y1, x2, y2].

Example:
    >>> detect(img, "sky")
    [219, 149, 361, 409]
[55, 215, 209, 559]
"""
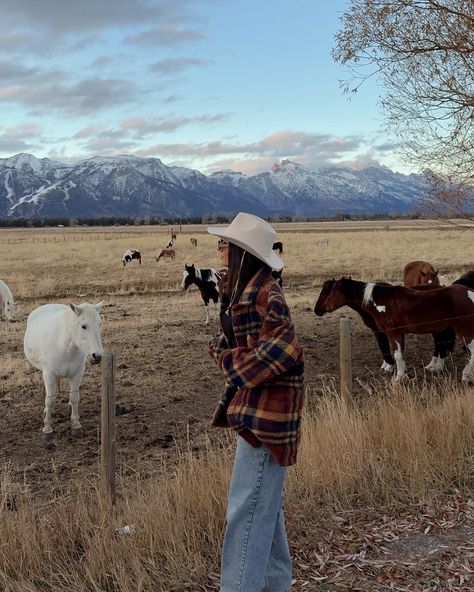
[0, 0, 406, 175]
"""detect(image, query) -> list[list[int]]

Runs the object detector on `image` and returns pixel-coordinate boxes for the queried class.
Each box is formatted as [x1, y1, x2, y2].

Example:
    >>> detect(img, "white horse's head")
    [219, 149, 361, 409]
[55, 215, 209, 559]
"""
[3, 299, 15, 322]
[68, 302, 104, 364]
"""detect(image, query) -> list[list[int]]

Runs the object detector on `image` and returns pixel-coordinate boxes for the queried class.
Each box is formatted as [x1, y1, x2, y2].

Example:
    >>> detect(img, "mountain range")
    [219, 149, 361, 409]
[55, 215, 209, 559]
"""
[0, 153, 424, 219]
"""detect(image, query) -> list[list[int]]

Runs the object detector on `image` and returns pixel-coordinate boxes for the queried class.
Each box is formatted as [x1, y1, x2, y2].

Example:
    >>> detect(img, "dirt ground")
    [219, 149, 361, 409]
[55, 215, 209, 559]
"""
[0, 284, 468, 498]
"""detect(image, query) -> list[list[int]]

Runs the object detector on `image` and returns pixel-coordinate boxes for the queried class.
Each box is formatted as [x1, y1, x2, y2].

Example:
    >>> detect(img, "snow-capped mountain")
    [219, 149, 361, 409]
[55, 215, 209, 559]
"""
[0, 154, 424, 219]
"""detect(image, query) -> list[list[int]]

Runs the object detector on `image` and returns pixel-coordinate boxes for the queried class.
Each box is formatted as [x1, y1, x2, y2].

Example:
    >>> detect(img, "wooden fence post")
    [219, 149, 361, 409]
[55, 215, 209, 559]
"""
[101, 351, 116, 504]
[339, 317, 352, 406]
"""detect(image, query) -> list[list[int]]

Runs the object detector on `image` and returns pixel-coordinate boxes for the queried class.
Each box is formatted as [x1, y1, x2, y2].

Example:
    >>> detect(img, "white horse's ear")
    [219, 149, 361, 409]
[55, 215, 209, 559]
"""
[95, 301, 104, 312]
[69, 303, 83, 316]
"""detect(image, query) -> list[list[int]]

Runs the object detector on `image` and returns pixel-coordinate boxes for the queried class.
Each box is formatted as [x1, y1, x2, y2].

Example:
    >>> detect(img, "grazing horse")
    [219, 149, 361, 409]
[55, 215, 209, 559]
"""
[315, 277, 474, 381]
[156, 249, 176, 262]
[316, 237, 329, 246]
[121, 249, 141, 266]
[403, 260, 439, 287]
[166, 239, 174, 249]
[190, 237, 198, 247]
[272, 241, 283, 255]
[24, 302, 104, 443]
[171, 233, 177, 240]
[0, 279, 15, 322]
[181, 264, 222, 324]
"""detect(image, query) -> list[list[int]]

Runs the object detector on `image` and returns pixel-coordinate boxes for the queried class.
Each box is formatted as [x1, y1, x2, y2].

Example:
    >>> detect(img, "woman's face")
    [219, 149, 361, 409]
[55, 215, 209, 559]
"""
[217, 239, 229, 266]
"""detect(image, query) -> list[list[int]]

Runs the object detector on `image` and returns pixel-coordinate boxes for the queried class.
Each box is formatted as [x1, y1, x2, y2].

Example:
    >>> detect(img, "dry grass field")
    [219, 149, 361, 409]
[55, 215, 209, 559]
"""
[0, 220, 473, 591]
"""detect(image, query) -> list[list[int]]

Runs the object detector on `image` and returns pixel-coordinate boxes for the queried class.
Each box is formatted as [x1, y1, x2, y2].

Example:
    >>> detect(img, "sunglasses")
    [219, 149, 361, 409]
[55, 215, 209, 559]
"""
[217, 240, 229, 251]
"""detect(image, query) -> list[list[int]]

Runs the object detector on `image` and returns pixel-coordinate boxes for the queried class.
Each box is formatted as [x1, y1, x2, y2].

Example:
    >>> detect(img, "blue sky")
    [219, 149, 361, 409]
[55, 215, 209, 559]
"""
[0, 0, 404, 175]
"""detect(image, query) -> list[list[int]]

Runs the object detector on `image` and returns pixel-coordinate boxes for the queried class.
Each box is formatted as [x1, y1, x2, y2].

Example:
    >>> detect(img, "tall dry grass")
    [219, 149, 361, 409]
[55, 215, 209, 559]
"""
[1, 380, 472, 592]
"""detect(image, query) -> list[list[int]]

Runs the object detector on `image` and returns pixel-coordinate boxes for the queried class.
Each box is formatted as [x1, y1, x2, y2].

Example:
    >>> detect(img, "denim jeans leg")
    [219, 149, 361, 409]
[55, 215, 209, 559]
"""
[262, 496, 292, 592]
[220, 437, 288, 592]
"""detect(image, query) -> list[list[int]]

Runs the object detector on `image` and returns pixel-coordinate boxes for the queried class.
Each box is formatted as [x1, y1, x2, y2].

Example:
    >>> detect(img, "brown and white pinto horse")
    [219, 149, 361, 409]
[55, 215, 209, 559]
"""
[315, 277, 474, 381]
[190, 237, 198, 247]
[315, 279, 457, 373]
[316, 272, 474, 373]
[403, 260, 439, 287]
[181, 264, 222, 324]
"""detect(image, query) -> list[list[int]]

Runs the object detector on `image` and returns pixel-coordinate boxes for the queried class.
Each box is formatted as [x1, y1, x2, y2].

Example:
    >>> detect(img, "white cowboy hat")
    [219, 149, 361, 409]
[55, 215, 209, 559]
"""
[208, 212, 283, 270]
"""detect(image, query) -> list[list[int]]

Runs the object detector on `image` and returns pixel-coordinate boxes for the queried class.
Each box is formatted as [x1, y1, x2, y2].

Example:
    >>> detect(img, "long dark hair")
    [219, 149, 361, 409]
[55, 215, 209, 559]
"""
[225, 243, 271, 303]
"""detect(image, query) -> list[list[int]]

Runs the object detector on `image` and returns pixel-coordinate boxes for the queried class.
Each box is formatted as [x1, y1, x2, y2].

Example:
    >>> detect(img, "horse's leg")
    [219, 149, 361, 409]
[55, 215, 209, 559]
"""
[212, 299, 218, 322]
[42, 370, 58, 442]
[355, 308, 394, 372]
[461, 338, 474, 382]
[373, 331, 395, 372]
[391, 335, 407, 380]
[427, 328, 455, 371]
[68, 372, 84, 437]
[204, 299, 210, 324]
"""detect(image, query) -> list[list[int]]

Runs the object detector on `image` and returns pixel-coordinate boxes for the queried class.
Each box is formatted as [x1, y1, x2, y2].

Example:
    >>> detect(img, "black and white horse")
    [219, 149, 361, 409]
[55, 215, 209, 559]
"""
[272, 241, 283, 255]
[181, 264, 221, 324]
[122, 249, 141, 266]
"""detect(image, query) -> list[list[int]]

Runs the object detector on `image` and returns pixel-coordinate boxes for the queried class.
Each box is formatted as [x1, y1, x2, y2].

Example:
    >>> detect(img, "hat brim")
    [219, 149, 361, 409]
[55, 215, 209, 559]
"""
[208, 226, 283, 270]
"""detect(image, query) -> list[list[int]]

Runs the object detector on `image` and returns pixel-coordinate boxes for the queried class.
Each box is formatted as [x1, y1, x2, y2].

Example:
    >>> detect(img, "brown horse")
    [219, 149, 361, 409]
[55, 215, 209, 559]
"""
[315, 277, 474, 381]
[315, 280, 454, 373]
[403, 260, 440, 287]
[156, 248, 175, 262]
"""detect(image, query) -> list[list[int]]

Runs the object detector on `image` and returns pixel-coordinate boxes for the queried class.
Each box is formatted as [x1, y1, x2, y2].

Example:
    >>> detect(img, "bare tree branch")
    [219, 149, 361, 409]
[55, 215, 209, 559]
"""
[333, 0, 474, 216]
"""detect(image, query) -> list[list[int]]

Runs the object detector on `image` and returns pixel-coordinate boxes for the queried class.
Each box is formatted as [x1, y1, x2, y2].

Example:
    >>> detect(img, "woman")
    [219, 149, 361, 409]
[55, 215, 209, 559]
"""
[208, 212, 304, 592]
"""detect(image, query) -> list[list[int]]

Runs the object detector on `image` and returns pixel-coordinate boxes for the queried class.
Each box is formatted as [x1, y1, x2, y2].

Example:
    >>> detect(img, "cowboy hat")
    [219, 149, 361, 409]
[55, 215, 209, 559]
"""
[208, 212, 283, 270]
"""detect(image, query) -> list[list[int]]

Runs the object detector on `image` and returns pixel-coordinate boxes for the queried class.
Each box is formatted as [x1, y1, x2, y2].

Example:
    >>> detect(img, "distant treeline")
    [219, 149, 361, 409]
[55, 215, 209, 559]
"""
[0, 212, 429, 228]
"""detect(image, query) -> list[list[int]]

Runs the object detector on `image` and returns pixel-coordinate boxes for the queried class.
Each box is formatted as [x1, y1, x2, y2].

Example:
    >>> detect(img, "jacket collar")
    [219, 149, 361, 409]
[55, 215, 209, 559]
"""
[237, 268, 272, 305]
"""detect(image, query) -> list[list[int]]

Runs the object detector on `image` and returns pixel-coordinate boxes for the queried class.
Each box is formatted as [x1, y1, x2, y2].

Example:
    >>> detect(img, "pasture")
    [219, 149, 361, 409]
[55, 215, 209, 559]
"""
[0, 221, 473, 591]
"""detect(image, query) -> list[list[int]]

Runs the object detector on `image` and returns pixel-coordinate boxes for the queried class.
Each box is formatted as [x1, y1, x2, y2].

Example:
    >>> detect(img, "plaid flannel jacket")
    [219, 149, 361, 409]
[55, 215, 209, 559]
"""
[209, 268, 304, 466]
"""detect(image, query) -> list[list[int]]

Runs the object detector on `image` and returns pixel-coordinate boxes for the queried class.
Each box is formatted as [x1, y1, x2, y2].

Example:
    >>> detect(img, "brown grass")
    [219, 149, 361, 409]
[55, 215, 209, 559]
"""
[1, 221, 473, 300]
[1, 381, 472, 591]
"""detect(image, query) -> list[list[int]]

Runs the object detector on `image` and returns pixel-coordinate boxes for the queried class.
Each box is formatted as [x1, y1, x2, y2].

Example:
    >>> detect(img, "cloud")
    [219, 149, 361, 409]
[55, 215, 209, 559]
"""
[0, 0, 186, 35]
[125, 26, 205, 47]
[134, 131, 363, 161]
[121, 112, 232, 135]
[162, 94, 180, 104]
[0, 77, 135, 115]
[0, 121, 43, 153]
[0, 31, 30, 53]
[91, 55, 115, 68]
[150, 57, 209, 75]
[0, 59, 39, 81]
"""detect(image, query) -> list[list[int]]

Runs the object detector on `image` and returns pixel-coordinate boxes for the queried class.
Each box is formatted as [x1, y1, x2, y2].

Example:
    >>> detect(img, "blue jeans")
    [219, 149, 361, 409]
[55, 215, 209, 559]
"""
[220, 437, 292, 592]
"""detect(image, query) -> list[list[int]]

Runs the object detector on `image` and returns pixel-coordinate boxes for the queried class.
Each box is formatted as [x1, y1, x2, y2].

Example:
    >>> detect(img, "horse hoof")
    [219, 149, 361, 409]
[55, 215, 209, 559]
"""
[71, 427, 82, 438]
[42, 432, 54, 448]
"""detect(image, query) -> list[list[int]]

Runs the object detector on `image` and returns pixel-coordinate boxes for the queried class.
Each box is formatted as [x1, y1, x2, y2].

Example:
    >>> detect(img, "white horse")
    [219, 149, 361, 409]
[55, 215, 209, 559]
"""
[24, 302, 104, 443]
[0, 279, 15, 321]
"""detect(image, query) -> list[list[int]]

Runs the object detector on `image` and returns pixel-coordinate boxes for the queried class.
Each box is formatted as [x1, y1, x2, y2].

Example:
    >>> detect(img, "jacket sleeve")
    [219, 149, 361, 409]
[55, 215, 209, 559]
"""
[217, 291, 302, 389]
[208, 331, 229, 367]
